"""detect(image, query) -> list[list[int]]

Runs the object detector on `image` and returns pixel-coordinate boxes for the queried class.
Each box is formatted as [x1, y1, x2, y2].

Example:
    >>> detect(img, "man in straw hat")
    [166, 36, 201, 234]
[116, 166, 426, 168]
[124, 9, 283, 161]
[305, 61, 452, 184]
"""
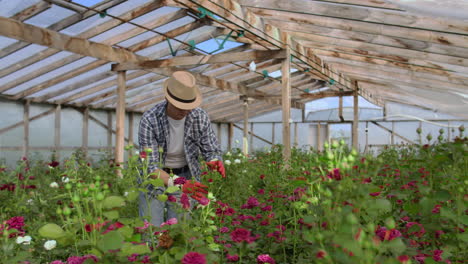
[138, 71, 225, 227]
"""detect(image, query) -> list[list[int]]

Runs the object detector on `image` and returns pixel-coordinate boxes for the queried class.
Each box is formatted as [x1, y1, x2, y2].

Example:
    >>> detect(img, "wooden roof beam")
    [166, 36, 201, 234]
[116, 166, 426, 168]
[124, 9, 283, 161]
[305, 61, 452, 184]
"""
[112, 49, 286, 71]
[0, 0, 127, 59]
[236, 0, 468, 35]
[169, 0, 354, 91]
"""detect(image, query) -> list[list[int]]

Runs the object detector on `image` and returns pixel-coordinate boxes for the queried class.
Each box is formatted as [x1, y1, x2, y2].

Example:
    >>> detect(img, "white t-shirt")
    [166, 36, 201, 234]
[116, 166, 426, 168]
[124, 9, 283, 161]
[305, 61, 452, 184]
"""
[165, 116, 188, 168]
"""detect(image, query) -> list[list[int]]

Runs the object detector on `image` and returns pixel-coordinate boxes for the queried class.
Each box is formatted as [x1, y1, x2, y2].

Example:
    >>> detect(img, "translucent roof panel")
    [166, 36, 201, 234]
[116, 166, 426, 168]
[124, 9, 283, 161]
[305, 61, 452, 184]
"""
[154, 16, 195, 34]
[51, 74, 116, 102]
[306, 108, 383, 122]
[305, 96, 381, 113]
[24, 5, 76, 28]
[130, 6, 180, 25]
[107, 0, 152, 17]
[0, 0, 41, 17]
[385, 101, 462, 120]
[88, 23, 136, 43]
[195, 39, 243, 54]
[0, 36, 18, 50]
[0, 44, 49, 70]
[31, 62, 111, 98]
[72, 0, 103, 7]
[4, 57, 98, 95]
[59, 14, 111, 36]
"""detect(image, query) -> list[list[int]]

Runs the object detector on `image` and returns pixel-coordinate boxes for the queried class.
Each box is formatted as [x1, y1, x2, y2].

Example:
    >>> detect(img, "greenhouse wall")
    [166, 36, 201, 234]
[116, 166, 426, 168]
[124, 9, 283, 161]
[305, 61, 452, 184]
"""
[1, 99, 467, 168]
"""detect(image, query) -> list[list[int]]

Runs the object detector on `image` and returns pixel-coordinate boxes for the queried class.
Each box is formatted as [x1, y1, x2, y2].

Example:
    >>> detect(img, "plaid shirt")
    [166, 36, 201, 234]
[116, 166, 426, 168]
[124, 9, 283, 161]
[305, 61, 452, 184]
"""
[138, 101, 222, 182]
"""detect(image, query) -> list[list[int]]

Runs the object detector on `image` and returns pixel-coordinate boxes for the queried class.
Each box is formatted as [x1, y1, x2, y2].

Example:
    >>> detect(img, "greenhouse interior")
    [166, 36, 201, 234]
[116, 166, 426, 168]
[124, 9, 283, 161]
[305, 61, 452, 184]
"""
[0, 0, 467, 263]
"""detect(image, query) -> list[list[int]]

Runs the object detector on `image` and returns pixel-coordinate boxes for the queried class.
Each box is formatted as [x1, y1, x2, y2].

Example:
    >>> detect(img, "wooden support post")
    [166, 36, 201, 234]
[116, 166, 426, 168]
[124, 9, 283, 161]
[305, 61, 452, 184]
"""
[339, 95, 344, 122]
[294, 122, 298, 147]
[250, 122, 254, 152]
[54, 105, 61, 161]
[447, 121, 451, 140]
[282, 48, 291, 163]
[317, 123, 322, 151]
[272, 123, 275, 145]
[115, 71, 126, 174]
[82, 107, 89, 158]
[228, 122, 233, 151]
[243, 99, 249, 155]
[365, 121, 369, 153]
[107, 110, 113, 151]
[391, 121, 395, 145]
[418, 121, 422, 144]
[352, 84, 359, 150]
[128, 111, 134, 156]
[23, 100, 30, 159]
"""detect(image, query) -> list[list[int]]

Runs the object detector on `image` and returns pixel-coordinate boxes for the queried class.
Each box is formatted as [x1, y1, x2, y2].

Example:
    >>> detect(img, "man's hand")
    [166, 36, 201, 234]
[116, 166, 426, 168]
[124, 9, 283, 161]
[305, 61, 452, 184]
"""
[206, 160, 226, 178]
[182, 180, 208, 202]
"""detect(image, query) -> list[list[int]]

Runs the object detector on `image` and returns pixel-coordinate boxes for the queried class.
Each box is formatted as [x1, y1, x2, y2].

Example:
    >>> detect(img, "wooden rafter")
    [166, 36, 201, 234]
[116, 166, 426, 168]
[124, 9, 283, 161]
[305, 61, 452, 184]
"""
[112, 50, 286, 71]
[168, 0, 355, 92]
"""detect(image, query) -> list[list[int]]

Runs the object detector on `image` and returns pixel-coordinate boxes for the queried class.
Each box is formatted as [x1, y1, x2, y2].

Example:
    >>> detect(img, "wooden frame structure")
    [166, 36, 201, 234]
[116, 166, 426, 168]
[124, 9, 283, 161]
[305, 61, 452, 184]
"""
[0, 0, 467, 163]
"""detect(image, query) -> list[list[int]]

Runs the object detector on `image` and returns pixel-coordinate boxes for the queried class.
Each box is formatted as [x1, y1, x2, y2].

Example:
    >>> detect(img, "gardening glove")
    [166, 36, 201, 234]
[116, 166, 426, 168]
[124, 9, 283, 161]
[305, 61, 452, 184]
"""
[206, 159, 226, 178]
[182, 180, 208, 202]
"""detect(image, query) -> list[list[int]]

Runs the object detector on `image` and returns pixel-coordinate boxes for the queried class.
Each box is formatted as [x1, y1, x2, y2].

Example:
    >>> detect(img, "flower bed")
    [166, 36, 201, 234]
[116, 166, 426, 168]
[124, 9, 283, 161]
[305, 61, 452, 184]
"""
[0, 137, 467, 263]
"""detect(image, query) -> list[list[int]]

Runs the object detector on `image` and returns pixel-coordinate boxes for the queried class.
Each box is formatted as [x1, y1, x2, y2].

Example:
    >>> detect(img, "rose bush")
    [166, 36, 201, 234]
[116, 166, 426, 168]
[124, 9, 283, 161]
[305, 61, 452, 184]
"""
[0, 135, 466, 263]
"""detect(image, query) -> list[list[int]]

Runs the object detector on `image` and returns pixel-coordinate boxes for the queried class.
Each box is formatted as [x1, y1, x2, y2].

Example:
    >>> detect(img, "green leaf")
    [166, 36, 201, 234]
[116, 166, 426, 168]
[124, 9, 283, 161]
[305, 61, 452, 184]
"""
[419, 197, 435, 214]
[157, 194, 168, 202]
[434, 190, 451, 201]
[403, 202, 419, 214]
[147, 178, 164, 187]
[440, 207, 457, 221]
[97, 231, 124, 252]
[103, 210, 119, 220]
[165, 186, 180, 193]
[461, 215, 468, 225]
[120, 242, 151, 256]
[38, 223, 65, 239]
[385, 238, 406, 254]
[126, 190, 139, 202]
[457, 232, 468, 243]
[423, 259, 438, 264]
[118, 226, 133, 239]
[102, 196, 126, 209]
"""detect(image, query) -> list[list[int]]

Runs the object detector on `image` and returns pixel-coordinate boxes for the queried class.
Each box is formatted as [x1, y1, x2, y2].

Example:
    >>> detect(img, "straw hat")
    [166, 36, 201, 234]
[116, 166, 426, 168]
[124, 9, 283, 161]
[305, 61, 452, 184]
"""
[163, 71, 202, 110]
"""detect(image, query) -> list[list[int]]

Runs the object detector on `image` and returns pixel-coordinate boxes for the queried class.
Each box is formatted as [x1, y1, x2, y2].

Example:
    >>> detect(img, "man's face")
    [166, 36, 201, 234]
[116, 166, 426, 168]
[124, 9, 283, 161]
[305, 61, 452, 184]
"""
[166, 102, 191, 120]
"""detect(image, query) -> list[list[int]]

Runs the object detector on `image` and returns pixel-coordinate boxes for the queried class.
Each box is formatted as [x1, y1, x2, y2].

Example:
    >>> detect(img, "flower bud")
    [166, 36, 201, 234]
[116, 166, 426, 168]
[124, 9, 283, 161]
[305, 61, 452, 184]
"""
[63, 207, 71, 216]
[95, 192, 105, 201]
[416, 127, 422, 134]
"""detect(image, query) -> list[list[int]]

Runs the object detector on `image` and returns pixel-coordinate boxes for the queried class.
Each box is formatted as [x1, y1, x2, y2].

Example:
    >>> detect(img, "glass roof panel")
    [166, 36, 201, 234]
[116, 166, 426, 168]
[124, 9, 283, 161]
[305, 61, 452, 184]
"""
[24, 4, 76, 28]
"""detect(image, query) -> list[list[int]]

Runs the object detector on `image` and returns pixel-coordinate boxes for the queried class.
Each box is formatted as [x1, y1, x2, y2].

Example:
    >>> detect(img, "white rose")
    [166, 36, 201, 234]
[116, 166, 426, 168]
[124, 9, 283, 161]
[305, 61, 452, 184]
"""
[16, 236, 32, 245]
[224, 160, 231, 165]
[225, 151, 232, 156]
[61, 177, 69, 183]
[234, 159, 241, 164]
[44, 240, 57, 250]
[49, 182, 59, 188]
[27, 199, 33, 204]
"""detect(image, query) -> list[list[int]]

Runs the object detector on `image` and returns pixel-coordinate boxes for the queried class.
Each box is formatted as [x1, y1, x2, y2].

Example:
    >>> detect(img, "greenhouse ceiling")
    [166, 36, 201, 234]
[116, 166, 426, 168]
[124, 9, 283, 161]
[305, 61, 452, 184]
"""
[0, 0, 467, 122]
